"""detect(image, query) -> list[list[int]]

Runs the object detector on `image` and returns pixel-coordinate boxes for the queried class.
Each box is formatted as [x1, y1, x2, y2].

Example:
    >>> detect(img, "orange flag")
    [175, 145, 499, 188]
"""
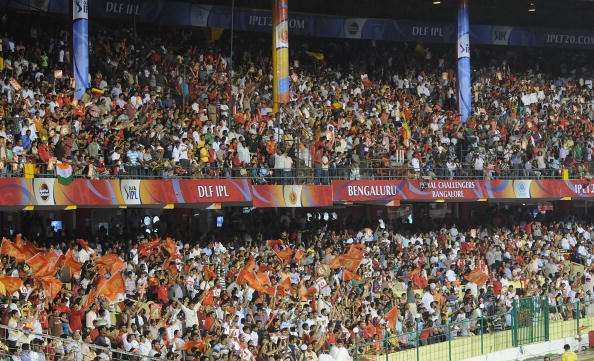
[385, 306, 399, 330]
[83, 288, 99, 310]
[202, 289, 214, 307]
[62, 249, 82, 276]
[0, 239, 26, 262]
[298, 284, 317, 300]
[329, 244, 364, 272]
[465, 269, 489, 285]
[343, 270, 363, 282]
[181, 339, 205, 351]
[248, 271, 275, 295]
[39, 277, 63, 300]
[266, 239, 283, 251]
[0, 277, 23, 296]
[237, 257, 256, 285]
[341, 254, 363, 272]
[276, 275, 293, 296]
[409, 268, 428, 290]
[203, 266, 217, 281]
[96, 254, 125, 277]
[15, 236, 41, 260]
[274, 248, 294, 263]
[26, 251, 63, 278]
[138, 239, 160, 258]
[163, 237, 178, 257]
[98, 272, 125, 302]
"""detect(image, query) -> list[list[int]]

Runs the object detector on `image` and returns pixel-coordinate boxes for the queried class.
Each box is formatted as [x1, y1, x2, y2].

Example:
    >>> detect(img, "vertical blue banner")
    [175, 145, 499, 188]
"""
[73, 0, 89, 100]
[457, 0, 471, 124]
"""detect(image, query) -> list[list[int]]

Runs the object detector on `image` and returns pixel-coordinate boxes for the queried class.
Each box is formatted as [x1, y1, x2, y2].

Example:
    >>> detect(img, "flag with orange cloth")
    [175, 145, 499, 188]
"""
[202, 288, 215, 307]
[62, 249, 82, 277]
[98, 272, 125, 302]
[163, 237, 178, 258]
[247, 272, 275, 296]
[266, 239, 283, 251]
[0, 239, 27, 262]
[274, 248, 294, 263]
[180, 339, 206, 351]
[329, 244, 364, 272]
[39, 277, 63, 300]
[276, 275, 293, 296]
[236, 257, 256, 285]
[0, 277, 23, 296]
[15, 235, 41, 260]
[96, 254, 125, 277]
[409, 268, 428, 290]
[384, 305, 399, 330]
[298, 283, 317, 300]
[465, 269, 489, 285]
[26, 251, 63, 278]
[203, 266, 216, 281]
[343, 270, 363, 282]
[138, 239, 160, 258]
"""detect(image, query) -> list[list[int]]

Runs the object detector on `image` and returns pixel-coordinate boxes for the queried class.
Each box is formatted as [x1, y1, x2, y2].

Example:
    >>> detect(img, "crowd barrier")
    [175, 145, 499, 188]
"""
[353, 298, 594, 361]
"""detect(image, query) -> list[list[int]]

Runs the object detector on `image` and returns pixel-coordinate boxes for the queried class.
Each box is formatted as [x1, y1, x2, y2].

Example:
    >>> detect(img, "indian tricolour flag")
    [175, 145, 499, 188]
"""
[56, 162, 74, 185]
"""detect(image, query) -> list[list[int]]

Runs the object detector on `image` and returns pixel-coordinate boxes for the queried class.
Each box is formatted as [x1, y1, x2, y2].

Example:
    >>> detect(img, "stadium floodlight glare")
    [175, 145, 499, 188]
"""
[433, 0, 442, 4]
[528, 2, 536, 12]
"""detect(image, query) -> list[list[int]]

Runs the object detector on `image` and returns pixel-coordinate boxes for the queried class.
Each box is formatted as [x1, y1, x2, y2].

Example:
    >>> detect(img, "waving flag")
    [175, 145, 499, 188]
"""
[62, 249, 82, 276]
[39, 277, 63, 300]
[274, 248, 294, 263]
[56, 161, 74, 185]
[163, 237, 179, 258]
[0, 239, 27, 262]
[385, 306, 399, 330]
[0, 277, 23, 296]
[237, 257, 256, 285]
[138, 239, 160, 258]
[96, 254, 126, 277]
[93, 272, 125, 303]
[26, 251, 63, 278]
[181, 339, 206, 351]
[343, 270, 363, 282]
[465, 269, 489, 285]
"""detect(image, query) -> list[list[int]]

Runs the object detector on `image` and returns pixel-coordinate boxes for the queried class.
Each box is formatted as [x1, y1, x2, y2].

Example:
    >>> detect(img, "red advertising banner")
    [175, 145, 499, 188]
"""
[252, 185, 333, 208]
[0, 178, 593, 208]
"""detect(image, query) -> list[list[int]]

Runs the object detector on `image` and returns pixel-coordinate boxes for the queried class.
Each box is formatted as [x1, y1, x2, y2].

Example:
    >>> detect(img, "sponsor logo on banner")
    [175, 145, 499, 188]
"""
[197, 185, 230, 199]
[104, 1, 139, 16]
[121, 179, 141, 205]
[418, 180, 476, 199]
[283, 185, 302, 207]
[33, 178, 55, 206]
[491, 26, 513, 46]
[513, 180, 532, 199]
[458, 33, 470, 58]
[73, 0, 88, 20]
[344, 18, 367, 39]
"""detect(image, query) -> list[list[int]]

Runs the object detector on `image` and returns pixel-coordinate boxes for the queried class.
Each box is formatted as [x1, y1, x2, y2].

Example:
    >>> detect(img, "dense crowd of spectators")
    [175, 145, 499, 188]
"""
[1, 13, 594, 183]
[0, 211, 593, 360]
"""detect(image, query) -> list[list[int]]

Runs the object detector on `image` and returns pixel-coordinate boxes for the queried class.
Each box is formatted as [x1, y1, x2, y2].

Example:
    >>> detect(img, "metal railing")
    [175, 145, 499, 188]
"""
[353, 298, 594, 361]
[3, 161, 592, 183]
[0, 324, 162, 361]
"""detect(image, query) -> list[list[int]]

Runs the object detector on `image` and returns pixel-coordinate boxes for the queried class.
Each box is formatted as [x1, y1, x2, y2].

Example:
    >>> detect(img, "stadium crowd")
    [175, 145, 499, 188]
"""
[0, 212, 594, 360]
[1, 14, 594, 183]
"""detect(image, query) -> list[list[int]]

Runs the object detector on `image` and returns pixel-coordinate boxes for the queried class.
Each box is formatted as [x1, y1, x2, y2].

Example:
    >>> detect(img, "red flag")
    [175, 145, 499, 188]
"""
[274, 248, 294, 263]
[0, 277, 23, 296]
[385, 306, 399, 330]
[343, 270, 363, 282]
[202, 289, 214, 307]
[39, 277, 63, 300]
[62, 249, 82, 276]
[0, 239, 27, 262]
[96, 254, 125, 277]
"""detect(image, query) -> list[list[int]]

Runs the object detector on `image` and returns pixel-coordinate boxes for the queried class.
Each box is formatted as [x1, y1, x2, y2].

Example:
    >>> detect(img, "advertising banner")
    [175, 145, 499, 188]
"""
[252, 185, 332, 208]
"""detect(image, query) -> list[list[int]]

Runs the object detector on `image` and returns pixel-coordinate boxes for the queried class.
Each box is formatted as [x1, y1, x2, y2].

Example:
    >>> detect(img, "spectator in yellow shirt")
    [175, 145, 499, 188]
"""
[561, 344, 577, 361]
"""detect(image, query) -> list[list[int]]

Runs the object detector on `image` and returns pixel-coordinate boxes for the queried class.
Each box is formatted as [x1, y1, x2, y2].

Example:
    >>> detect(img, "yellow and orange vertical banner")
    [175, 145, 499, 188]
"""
[272, 0, 289, 113]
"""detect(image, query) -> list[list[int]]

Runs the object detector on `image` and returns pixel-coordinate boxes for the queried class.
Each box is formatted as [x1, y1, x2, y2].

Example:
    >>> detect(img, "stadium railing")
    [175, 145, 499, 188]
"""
[3, 161, 592, 183]
[352, 298, 594, 361]
[0, 323, 162, 361]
